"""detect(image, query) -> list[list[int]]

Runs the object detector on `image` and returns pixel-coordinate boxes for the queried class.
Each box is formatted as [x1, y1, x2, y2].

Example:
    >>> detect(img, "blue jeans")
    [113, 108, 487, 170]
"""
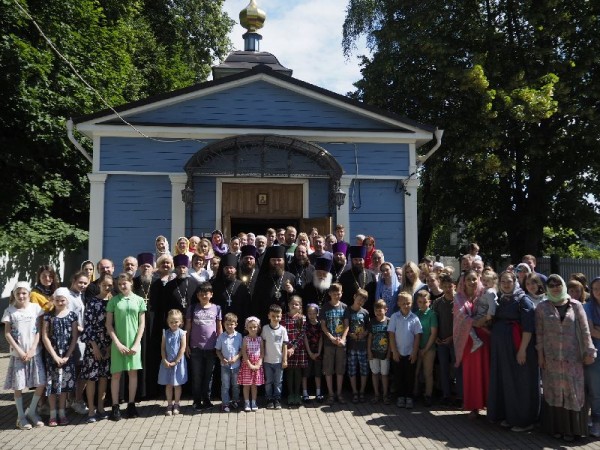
[437, 343, 462, 399]
[220, 365, 240, 405]
[263, 362, 283, 400]
[586, 356, 600, 422]
[190, 348, 216, 405]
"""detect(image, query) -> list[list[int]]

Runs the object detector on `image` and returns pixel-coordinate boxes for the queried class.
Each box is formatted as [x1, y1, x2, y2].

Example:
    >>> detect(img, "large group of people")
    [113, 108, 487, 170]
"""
[2, 225, 600, 443]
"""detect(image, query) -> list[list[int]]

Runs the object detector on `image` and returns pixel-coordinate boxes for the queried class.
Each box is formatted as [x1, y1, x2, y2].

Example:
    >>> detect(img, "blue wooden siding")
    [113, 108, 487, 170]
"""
[346, 180, 406, 265]
[190, 177, 217, 235]
[308, 178, 330, 217]
[103, 175, 171, 264]
[120, 81, 398, 130]
[318, 143, 410, 177]
[100, 138, 410, 178]
[99, 137, 215, 173]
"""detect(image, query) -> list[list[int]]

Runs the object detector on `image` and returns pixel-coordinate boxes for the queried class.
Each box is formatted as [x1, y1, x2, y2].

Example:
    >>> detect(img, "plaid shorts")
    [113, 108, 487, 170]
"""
[347, 349, 369, 376]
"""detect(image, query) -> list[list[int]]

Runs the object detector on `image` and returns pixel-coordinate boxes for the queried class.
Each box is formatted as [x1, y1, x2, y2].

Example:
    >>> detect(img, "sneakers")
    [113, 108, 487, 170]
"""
[25, 408, 44, 428]
[405, 398, 414, 409]
[96, 410, 110, 421]
[71, 400, 88, 415]
[221, 404, 231, 413]
[244, 402, 251, 412]
[396, 397, 406, 408]
[16, 417, 32, 430]
[172, 404, 180, 415]
[301, 395, 310, 403]
[590, 422, 600, 438]
[165, 407, 173, 416]
[274, 399, 282, 410]
[86, 415, 97, 423]
[266, 400, 275, 410]
[251, 401, 258, 412]
[48, 418, 58, 427]
[110, 405, 121, 422]
[59, 416, 69, 426]
[471, 338, 483, 353]
[316, 394, 325, 404]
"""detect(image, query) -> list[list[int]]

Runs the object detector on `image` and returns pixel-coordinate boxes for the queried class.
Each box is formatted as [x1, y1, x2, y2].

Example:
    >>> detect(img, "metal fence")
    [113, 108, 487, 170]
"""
[536, 257, 600, 283]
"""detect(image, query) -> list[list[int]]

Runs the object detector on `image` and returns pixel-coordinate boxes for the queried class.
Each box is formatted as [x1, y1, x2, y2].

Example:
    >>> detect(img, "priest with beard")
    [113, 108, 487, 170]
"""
[212, 253, 251, 333]
[238, 245, 259, 298]
[132, 253, 154, 399]
[252, 245, 296, 325]
[331, 242, 350, 283]
[338, 245, 377, 314]
[301, 256, 334, 311]
[163, 254, 198, 318]
[287, 244, 315, 300]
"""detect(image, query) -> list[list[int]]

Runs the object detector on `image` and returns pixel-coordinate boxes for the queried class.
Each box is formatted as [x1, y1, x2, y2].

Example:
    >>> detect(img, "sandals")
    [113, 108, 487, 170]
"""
[371, 395, 380, 404]
[352, 393, 359, 404]
[326, 395, 335, 405]
[337, 394, 347, 404]
[359, 393, 366, 403]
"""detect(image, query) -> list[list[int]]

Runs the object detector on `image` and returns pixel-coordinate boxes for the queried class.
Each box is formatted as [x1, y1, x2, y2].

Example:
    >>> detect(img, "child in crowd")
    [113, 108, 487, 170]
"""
[2, 282, 47, 430]
[282, 296, 307, 407]
[413, 291, 438, 407]
[158, 310, 187, 416]
[426, 272, 444, 302]
[345, 288, 370, 403]
[368, 299, 390, 404]
[433, 274, 460, 406]
[215, 313, 243, 412]
[262, 304, 288, 410]
[42, 288, 79, 426]
[238, 316, 264, 412]
[302, 303, 324, 403]
[469, 270, 498, 352]
[319, 283, 348, 404]
[389, 292, 422, 409]
[186, 282, 222, 411]
[80, 272, 113, 423]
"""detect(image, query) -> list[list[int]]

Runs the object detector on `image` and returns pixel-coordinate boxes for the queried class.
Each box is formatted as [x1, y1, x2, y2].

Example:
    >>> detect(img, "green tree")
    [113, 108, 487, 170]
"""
[0, 0, 232, 283]
[343, 0, 600, 261]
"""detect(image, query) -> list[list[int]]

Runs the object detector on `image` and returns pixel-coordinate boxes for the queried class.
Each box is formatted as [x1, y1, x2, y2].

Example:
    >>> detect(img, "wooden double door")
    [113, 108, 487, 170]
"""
[221, 182, 331, 238]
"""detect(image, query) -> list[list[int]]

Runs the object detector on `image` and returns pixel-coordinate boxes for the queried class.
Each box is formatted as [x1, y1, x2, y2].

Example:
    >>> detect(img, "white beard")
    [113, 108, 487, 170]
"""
[313, 272, 332, 292]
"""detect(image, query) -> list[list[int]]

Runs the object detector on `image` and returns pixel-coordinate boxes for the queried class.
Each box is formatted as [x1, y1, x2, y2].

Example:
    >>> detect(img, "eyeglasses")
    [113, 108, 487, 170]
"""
[547, 283, 561, 288]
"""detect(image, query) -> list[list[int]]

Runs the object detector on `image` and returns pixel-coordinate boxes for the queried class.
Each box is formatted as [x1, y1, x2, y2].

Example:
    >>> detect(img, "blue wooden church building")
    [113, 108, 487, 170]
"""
[71, 1, 439, 267]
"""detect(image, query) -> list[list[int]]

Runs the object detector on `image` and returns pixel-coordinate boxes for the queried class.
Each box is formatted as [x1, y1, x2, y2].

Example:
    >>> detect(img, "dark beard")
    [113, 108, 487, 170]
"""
[241, 262, 255, 273]
[225, 273, 236, 283]
[271, 267, 284, 278]
[295, 257, 309, 267]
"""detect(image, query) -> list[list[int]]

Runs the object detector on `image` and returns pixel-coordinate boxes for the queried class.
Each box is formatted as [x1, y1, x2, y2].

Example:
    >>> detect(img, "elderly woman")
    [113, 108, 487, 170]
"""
[537, 275, 595, 441]
[375, 262, 399, 316]
[487, 270, 539, 432]
[584, 277, 600, 438]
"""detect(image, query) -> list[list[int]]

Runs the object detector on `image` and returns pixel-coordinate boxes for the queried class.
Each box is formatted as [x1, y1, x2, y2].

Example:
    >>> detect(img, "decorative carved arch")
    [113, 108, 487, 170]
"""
[183, 134, 344, 214]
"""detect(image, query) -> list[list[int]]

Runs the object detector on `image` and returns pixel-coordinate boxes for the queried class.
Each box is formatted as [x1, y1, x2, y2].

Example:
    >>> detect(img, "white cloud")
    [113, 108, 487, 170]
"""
[221, 0, 369, 95]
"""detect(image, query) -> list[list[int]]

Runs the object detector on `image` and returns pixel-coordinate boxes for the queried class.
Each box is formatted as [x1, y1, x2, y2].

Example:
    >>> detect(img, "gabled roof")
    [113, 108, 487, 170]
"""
[73, 65, 436, 135]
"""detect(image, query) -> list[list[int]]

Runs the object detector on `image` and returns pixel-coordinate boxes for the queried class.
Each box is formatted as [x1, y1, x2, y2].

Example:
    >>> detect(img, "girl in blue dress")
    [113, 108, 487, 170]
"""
[158, 309, 188, 415]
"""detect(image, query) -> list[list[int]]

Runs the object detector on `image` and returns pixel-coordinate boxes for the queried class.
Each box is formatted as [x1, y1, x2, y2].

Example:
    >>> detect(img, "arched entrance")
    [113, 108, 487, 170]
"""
[183, 134, 345, 237]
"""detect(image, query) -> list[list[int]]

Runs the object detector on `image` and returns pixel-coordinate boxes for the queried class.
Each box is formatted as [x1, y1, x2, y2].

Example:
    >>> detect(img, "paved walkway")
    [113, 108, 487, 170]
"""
[1, 333, 599, 449]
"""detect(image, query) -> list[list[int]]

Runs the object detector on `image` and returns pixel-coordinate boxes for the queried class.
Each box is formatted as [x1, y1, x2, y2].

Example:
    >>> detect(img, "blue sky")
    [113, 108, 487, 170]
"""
[221, 0, 369, 95]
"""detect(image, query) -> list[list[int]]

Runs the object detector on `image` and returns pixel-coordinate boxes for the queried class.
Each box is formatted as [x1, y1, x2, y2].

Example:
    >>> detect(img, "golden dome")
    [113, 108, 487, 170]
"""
[239, 0, 266, 33]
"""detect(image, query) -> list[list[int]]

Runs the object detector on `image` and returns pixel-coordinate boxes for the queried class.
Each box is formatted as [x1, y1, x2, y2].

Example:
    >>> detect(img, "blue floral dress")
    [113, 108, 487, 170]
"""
[44, 311, 78, 395]
[80, 297, 112, 380]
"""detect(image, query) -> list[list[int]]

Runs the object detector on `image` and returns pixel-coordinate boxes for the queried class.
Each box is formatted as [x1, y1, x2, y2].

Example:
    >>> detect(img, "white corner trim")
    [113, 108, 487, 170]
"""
[93, 136, 101, 173]
[404, 177, 419, 264]
[87, 173, 108, 265]
[169, 174, 188, 245]
[338, 177, 351, 237]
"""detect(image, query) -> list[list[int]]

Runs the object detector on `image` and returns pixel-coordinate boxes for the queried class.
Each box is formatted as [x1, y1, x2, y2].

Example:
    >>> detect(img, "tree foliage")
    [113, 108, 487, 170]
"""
[343, 0, 600, 261]
[0, 0, 232, 283]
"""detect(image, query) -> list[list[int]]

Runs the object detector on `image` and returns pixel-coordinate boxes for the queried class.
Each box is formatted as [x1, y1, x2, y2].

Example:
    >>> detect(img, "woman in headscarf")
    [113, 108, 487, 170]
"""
[211, 230, 229, 258]
[173, 236, 192, 258]
[81, 260, 95, 283]
[375, 262, 399, 316]
[155, 235, 170, 261]
[453, 269, 490, 419]
[537, 274, 595, 441]
[584, 277, 600, 438]
[487, 270, 539, 432]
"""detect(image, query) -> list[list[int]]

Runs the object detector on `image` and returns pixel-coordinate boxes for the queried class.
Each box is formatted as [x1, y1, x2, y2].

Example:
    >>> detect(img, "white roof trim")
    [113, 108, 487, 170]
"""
[74, 125, 432, 145]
